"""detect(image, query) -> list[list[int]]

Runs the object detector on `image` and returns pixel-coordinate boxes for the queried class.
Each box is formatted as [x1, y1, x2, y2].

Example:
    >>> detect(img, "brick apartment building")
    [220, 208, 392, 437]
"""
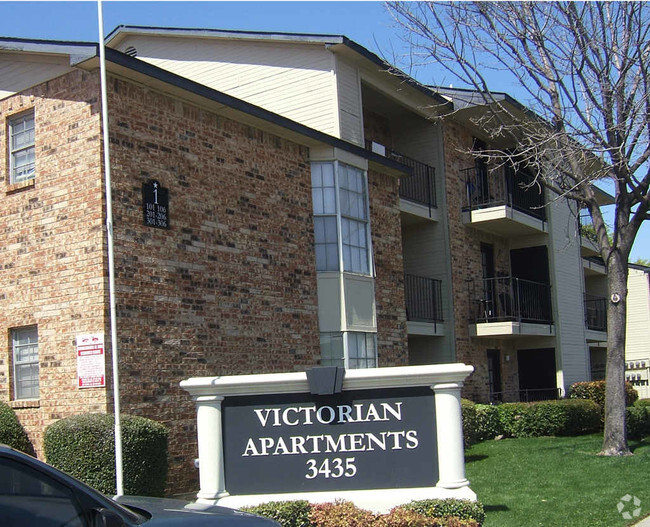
[1, 30, 610, 493]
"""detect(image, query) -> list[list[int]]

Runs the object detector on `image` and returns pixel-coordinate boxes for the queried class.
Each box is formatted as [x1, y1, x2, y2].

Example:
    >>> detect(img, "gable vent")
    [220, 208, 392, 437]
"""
[124, 46, 137, 58]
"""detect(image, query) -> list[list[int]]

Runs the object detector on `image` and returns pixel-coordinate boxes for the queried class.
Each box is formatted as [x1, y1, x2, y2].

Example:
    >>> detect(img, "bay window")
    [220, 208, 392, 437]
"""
[311, 161, 371, 275]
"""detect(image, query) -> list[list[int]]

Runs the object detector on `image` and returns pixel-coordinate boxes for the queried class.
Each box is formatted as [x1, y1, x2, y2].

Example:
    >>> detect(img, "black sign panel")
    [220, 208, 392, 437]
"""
[222, 387, 437, 495]
[142, 180, 169, 229]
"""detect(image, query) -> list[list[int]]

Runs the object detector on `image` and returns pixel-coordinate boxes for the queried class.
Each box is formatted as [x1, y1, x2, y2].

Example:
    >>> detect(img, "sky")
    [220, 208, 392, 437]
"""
[0, 0, 648, 262]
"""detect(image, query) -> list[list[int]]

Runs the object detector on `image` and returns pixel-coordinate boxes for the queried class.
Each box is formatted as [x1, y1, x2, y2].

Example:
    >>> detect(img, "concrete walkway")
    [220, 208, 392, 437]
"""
[634, 515, 650, 526]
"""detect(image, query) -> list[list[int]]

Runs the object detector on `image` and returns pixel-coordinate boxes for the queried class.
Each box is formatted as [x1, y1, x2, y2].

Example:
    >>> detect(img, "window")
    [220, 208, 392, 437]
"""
[339, 164, 369, 274]
[311, 162, 371, 275]
[312, 163, 339, 271]
[12, 327, 39, 400]
[347, 332, 377, 369]
[9, 111, 35, 184]
[320, 331, 377, 369]
[320, 333, 344, 367]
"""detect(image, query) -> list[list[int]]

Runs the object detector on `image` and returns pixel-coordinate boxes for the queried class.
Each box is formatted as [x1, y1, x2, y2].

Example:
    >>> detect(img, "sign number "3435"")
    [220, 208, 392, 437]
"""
[305, 457, 357, 479]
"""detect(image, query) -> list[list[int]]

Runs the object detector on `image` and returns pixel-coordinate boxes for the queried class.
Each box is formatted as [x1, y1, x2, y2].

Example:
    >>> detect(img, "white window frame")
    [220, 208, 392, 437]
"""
[311, 161, 373, 276]
[9, 110, 36, 184]
[12, 326, 39, 400]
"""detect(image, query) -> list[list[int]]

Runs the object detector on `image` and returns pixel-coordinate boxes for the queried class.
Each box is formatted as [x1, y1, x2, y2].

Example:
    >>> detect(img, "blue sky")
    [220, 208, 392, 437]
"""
[1, 1, 648, 262]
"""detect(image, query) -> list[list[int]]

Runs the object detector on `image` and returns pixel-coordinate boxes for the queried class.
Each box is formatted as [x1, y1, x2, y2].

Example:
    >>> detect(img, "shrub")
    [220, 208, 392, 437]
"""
[379, 507, 434, 527]
[0, 401, 34, 455]
[627, 405, 650, 440]
[442, 519, 480, 527]
[242, 501, 312, 527]
[474, 404, 502, 442]
[494, 403, 527, 438]
[309, 500, 378, 527]
[460, 399, 479, 447]
[44, 413, 168, 496]
[508, 399, 600, 438]
[569, 380, 638, 409]
[634, 399, 650, 408]
[402, 499, 485, 526]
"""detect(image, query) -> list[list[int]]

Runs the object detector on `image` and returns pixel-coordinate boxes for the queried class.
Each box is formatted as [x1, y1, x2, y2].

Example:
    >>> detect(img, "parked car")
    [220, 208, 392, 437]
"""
[0, 445, 278, 526]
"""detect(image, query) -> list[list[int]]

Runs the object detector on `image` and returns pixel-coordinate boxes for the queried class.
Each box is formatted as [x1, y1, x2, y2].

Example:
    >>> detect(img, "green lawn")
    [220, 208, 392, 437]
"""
[465, 434, 650, 527]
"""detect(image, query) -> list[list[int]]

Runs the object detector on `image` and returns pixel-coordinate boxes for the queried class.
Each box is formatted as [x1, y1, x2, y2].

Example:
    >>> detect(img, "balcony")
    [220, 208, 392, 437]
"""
[468, 277, 554, 337]
[583, 256, 606, 276]
[578, 214, 601, 257]
[366, 141, 438, 221]
[585, 294, 607, 341]
[462, 164, 548, 237]
[404, 274, 444, 336]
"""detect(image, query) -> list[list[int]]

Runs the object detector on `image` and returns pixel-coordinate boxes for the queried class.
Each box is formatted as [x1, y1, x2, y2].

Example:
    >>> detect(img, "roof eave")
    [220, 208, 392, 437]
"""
[86, 49, 410, 178]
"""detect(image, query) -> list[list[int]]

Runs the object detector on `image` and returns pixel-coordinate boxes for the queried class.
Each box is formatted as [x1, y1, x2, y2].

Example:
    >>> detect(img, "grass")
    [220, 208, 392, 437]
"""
[465, 434, 650, 527]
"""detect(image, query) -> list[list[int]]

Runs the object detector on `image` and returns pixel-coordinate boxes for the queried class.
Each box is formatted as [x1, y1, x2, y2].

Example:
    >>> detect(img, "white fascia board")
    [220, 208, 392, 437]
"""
[106, 26, 344, 47]
[0, 40, 96, 65]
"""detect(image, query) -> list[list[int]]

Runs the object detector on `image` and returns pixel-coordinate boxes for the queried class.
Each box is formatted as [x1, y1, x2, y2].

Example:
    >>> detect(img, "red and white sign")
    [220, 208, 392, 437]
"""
[76, 334, 106, 388]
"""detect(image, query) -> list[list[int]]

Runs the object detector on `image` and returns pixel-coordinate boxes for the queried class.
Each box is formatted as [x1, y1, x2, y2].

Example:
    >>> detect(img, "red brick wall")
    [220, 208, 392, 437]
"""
[106, 76, 325, 492]
[0, 70, 107, 454]
[368, 169, 408, 366]
[1, 67, 409, 495]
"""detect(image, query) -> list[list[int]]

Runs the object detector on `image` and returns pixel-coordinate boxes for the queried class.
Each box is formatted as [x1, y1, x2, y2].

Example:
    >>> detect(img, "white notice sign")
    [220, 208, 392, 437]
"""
[76, 334, 106, 388]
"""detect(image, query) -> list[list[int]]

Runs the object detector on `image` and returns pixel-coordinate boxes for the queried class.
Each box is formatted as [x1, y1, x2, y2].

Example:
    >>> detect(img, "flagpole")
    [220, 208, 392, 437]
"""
[97, 0, 124, 497]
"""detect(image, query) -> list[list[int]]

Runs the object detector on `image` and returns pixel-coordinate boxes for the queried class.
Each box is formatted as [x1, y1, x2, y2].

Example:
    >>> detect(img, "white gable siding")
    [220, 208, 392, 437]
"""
[113, 36, 339, 137]
[335, 58, 363, 146]
[0, 54, 74, 100]
[626, 268, 650, 362]
[547, 198, 589, 390]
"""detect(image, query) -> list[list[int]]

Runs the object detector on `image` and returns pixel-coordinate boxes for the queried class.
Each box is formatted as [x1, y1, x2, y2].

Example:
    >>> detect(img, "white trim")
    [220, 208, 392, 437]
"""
[470, 321, 556, 338]
[180, 363, 474, 397]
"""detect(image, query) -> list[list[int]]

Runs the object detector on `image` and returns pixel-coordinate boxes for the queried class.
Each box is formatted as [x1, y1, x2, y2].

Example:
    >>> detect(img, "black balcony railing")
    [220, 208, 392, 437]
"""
[468, 276, 553, 324]
[585, 294, 607, 331]
[462, 164, 546, 221]
[389, 150, 437, 210]
[405, 274, 443, 324]
[365, 141, 437, 211]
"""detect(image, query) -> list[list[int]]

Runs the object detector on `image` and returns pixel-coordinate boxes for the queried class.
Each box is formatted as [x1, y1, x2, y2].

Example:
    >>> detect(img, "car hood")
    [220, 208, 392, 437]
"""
[115, 496, 279, 525]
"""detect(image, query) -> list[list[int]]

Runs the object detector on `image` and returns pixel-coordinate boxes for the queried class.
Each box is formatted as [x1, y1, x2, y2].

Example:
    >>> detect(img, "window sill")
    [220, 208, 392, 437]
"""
[6, 178, 35, 194]
[9, 399, 40, 409]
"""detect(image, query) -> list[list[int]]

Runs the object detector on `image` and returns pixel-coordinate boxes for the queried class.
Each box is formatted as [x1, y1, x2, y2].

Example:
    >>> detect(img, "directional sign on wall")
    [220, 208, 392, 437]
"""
[142, 180, 170, 229]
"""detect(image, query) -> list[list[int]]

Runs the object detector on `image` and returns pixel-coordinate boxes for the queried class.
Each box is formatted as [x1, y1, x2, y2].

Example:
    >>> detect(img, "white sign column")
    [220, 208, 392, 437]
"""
[194, 395, 229, 501]
[432, 381, 469, 489]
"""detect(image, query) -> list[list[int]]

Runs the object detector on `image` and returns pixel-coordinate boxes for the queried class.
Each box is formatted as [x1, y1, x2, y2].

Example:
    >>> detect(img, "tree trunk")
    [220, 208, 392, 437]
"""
[600, 252, 631, 456]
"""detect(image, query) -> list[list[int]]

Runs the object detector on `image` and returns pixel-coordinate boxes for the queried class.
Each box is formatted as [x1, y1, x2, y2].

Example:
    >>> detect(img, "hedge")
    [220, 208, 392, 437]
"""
[44, 413, 168, 496]
[627, 405, 650, 440]
[462, 399, 601, 444]
[244, 499, 484, 527]
[243, 500, 312, 527]
[568, 380, 639, 409]
[0, 401, 34, 455]
[401, 499, 485, 525]
[505, 399, 601, 438]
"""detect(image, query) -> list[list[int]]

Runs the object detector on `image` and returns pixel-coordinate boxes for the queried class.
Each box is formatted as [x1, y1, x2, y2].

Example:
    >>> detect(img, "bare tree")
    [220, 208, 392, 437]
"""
[387, 1, 650, 455]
